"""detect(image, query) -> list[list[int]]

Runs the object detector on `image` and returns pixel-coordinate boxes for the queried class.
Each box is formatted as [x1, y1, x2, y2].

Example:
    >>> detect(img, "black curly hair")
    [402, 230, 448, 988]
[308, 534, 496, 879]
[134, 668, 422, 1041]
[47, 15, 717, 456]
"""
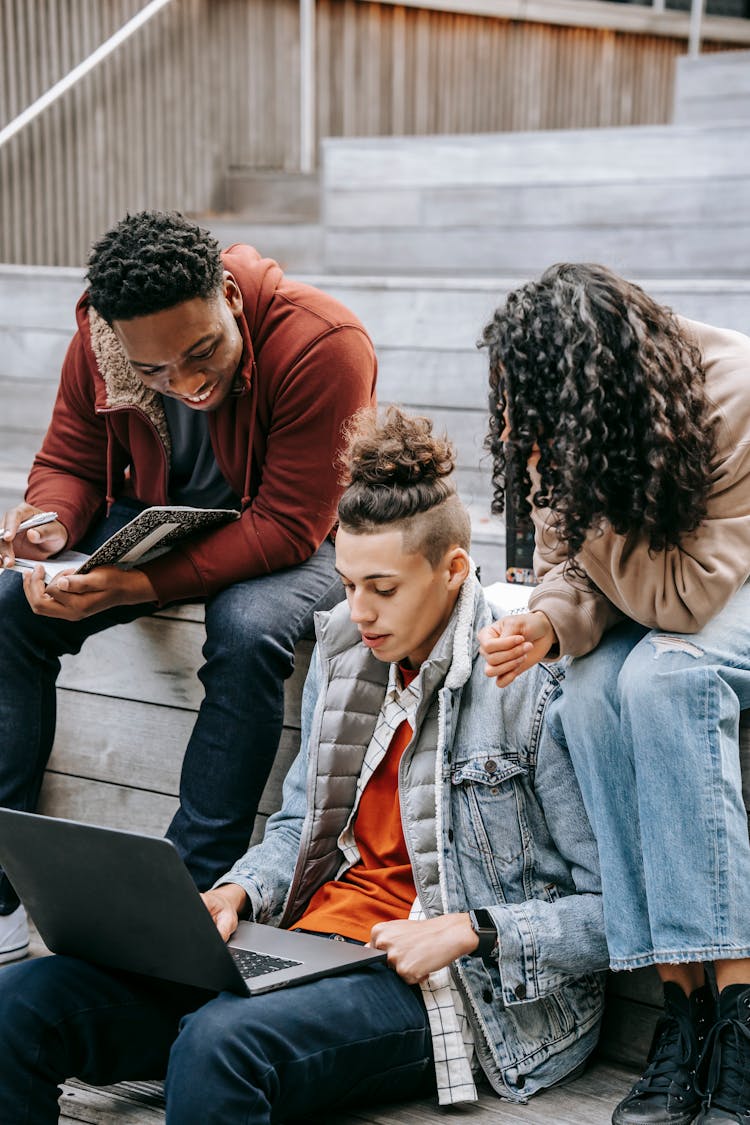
[482, 262, 718, 559]
[86, 210, 224, 323]
[338, 406, 471, 565]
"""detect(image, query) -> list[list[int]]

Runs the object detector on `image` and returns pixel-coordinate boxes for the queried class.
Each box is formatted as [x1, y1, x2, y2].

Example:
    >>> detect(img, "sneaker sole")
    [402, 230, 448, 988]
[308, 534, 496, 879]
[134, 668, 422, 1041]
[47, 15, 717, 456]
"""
[612, 1104, 701, 1125]
[0, 942, 30, 965]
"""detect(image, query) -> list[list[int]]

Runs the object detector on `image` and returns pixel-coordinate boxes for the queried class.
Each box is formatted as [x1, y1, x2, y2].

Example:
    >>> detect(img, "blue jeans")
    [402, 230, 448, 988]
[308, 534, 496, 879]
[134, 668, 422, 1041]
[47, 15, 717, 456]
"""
[0, 954, 434, 1123]
[547, 580, 750, 970]
[0, 501, 344, 912]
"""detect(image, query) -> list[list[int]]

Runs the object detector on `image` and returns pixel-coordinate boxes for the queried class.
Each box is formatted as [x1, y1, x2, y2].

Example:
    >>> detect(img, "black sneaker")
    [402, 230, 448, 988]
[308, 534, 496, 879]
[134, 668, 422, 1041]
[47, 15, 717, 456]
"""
[696, 984, 750, 1123]
[612, 982, 714, 1125]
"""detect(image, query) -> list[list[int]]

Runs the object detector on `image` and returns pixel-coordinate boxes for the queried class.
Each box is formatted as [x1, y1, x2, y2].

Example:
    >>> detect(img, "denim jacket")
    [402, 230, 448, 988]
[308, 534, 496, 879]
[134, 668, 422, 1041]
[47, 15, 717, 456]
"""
[222, 575, 608, 1100]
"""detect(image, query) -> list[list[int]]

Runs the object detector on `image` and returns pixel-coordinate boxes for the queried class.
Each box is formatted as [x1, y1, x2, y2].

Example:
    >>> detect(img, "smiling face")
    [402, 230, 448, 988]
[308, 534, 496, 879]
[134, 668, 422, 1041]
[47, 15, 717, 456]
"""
[335, 526, 470, 670]
[111, 273, 245, 411]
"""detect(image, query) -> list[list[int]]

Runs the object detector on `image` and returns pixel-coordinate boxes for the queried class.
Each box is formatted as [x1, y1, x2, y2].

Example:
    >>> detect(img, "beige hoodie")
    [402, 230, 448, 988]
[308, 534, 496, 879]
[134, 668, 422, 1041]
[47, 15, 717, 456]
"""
[526, 318, 750, 657]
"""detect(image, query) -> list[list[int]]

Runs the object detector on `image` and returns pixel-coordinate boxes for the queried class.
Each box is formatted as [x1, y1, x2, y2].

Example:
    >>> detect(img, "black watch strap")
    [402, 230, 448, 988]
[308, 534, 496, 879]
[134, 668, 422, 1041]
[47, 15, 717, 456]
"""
[468, 909, 497, 959]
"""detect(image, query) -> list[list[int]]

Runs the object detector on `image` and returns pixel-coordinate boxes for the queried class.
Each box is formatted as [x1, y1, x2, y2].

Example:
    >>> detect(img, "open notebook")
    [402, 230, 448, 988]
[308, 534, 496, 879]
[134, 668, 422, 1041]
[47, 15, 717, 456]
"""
[12, 505, 239, 583]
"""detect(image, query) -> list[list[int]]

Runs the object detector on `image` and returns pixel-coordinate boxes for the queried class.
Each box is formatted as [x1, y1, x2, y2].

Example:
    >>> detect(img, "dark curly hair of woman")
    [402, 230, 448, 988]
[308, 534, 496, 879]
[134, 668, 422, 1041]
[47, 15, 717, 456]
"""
[338, 406, 470, 565]
[481, 262, 718, 559]
[86, 210, 224, 323]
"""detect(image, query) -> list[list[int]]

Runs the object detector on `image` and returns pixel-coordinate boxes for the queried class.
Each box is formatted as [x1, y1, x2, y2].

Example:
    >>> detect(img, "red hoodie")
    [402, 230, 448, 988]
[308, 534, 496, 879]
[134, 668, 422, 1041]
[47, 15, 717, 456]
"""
[26, 245, 377, 605]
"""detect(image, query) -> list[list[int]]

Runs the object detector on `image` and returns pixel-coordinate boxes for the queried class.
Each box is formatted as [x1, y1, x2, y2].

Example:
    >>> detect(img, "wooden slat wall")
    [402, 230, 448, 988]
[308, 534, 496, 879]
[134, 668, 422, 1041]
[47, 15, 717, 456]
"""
[0, 0, 733, 267]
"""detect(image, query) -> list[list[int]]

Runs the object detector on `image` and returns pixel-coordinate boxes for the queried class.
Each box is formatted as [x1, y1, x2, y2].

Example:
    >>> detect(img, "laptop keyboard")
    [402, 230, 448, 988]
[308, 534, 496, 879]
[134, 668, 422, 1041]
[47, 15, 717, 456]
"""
[230, 946, 302, 980]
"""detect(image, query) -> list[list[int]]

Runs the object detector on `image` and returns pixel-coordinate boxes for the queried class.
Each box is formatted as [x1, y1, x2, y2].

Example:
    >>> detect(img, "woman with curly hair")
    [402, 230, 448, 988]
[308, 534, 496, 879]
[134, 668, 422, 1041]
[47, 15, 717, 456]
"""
[480, 262, 750, 1125]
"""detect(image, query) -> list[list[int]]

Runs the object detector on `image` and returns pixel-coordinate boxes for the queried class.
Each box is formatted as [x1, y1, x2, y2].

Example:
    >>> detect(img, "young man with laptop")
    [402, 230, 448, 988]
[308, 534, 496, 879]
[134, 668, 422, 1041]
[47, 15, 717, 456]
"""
[0, 409, 608, 1123]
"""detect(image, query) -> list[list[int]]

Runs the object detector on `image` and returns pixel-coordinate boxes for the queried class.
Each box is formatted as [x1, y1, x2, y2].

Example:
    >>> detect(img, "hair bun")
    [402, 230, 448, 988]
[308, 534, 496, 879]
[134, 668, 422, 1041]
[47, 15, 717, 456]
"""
[343, 406, 456, 489]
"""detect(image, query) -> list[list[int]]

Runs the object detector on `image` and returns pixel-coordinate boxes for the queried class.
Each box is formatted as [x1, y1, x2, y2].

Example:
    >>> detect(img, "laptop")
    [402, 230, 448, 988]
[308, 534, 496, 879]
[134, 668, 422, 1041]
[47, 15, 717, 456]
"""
[0, 809, 386, 995]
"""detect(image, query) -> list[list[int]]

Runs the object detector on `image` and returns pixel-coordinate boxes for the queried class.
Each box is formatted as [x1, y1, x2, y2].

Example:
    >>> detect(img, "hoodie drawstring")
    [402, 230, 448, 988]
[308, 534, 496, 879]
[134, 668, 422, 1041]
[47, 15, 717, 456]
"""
[240, 365, 259, 511]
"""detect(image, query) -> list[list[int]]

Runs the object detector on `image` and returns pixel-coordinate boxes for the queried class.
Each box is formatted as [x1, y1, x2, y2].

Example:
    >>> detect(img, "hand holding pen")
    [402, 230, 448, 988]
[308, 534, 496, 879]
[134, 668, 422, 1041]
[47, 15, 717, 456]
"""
[0, 505, 68, 569]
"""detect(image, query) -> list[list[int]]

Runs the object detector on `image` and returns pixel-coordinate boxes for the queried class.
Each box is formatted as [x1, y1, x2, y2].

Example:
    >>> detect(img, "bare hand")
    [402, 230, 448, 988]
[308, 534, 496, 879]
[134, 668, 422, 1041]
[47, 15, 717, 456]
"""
[478, 611, 557, 688]
[0, 503, 68, 568]
[368, 914, 479, 984]
[201, 884, 249, 941]
[22, 564, 157, 620]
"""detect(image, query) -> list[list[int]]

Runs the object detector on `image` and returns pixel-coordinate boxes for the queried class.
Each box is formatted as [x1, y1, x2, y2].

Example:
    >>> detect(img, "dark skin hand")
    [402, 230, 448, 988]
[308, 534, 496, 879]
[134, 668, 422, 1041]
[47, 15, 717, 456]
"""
[0, 502, 68, 567]
[22, 563, 157, 620]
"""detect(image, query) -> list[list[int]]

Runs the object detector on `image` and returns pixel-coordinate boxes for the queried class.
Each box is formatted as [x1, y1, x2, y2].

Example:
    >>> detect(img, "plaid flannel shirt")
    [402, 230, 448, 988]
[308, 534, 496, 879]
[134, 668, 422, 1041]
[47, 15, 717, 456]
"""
[332, 661, 477, 1105]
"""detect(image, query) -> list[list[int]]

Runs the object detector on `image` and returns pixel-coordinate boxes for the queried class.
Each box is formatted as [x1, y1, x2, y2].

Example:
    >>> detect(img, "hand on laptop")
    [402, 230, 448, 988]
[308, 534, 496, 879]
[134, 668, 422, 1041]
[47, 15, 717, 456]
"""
[368, 914, 478, 984]
[201, 884, 249, 941]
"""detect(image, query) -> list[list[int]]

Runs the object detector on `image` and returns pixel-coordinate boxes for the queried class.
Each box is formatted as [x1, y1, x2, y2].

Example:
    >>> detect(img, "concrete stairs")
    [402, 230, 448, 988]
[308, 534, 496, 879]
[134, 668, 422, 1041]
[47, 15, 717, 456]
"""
[674, 48, 750, 124]
[320, 121, 750, 276]
[198, 170, 323, 274]
[191, 54, 750, 280]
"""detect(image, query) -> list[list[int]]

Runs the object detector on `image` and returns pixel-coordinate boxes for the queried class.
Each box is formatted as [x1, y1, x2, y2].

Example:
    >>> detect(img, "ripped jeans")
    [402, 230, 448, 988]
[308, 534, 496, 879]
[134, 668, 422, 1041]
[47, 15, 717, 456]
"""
[546, 580, 750, 970]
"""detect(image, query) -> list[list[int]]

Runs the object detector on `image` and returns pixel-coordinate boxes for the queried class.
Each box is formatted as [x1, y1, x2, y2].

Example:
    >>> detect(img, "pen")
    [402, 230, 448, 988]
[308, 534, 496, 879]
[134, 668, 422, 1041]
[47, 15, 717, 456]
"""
[0, 511, 59, 539]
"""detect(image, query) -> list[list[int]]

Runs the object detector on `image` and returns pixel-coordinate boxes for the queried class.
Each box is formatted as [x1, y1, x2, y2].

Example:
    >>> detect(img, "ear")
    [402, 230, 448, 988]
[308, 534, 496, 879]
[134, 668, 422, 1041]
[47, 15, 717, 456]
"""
[222, 271, 243, 316]
[445, 547, 471, 590]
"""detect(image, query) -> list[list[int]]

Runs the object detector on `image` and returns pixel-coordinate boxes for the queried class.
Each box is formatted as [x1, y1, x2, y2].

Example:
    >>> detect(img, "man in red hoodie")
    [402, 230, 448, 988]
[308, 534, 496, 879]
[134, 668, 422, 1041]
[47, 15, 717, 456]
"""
[0, 210, 377, 962]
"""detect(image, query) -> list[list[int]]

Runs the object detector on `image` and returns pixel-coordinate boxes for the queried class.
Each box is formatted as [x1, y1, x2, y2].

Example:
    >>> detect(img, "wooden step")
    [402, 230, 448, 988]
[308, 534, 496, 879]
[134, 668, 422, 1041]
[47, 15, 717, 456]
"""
[202, 219, 323, 272]
[57, 1061, 642, 1124]
[321, 124, 750, 276]
[220, 170, 320, 223]
[674, 49, 750, 125]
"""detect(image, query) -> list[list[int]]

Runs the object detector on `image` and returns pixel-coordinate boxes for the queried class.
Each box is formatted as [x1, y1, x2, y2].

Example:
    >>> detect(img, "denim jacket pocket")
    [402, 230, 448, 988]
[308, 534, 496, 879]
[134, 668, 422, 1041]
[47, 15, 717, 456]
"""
[450, 759, 529, 901]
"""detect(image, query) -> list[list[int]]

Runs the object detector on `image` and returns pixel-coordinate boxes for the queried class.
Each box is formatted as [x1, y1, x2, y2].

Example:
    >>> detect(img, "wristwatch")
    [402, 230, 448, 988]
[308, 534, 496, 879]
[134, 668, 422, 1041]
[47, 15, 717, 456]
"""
[468, 909, 498, 959]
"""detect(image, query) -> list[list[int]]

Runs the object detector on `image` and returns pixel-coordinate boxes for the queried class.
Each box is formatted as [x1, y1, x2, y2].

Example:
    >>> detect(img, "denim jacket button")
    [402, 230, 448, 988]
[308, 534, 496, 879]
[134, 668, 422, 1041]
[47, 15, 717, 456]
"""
[514, 983, 527, 1000]
[482, 988, 493, 1003]
[484, 759, 498, 774]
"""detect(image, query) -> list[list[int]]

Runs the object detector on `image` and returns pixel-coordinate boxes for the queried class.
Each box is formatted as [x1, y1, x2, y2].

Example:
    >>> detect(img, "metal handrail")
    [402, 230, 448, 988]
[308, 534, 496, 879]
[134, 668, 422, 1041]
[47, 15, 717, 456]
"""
[0, 0, 174, 152]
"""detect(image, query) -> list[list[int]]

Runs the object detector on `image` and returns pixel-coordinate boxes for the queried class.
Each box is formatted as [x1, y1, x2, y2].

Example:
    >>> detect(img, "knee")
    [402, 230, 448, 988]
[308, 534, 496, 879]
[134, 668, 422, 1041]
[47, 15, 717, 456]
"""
[618, 636, 706, 709]
[169, 996, 242, 1076]
[0, 572, 33, 636]
[204, 590, 296, 666]
[0, 959, 63, 1050]
[0, 571, 69, 658]
[166, 997, 266, 1115]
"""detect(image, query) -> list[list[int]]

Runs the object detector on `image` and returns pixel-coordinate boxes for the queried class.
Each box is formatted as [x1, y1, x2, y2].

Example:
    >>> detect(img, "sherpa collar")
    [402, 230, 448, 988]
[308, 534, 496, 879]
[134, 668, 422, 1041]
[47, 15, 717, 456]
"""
[434, 565, 481, 692]
[87, 307, 171, 457]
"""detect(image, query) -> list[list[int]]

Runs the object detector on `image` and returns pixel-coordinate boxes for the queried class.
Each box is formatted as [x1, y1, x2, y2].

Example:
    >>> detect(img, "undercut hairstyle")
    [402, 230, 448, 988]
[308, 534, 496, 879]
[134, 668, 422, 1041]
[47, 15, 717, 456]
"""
[481, 262, 718, 560]
[338, 406, 471, 567]
[86, 210, 224, 323]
